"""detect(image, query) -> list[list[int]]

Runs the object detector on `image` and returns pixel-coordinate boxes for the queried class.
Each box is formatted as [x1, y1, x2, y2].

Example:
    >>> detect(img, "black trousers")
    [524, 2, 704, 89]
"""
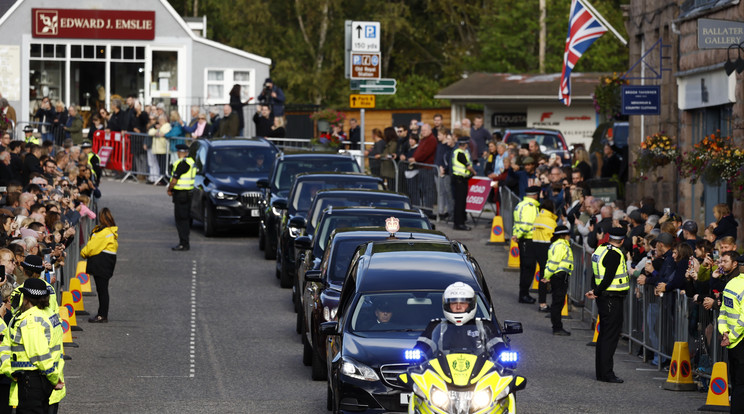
[729, 338, 744, 413]
[595, 295, 625, 381]
[16, 371, 53, 414]
[452, 175, 469, 226]
[534, 242, 550, 303]
[173, 190, 192, 247]
[93, 274, 110, 318]
[550, 272, 568, 331]
[518, 239, 536, 298]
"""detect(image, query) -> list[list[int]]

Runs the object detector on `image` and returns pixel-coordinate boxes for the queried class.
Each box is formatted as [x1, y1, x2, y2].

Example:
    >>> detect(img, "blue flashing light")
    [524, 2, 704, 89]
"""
[404, 349, 422, 360]
[498, 351, 519, 363]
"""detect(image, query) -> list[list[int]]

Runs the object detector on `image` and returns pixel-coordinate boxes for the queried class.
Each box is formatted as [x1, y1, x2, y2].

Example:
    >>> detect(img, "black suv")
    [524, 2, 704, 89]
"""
[257, 152, 361, 260]
[275, 172, 384, 288]
[188, 137, 278, 236]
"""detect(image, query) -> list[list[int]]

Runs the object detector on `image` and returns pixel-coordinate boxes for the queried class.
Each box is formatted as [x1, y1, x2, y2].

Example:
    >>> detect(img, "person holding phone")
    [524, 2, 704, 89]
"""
[80, 208, 118, 323]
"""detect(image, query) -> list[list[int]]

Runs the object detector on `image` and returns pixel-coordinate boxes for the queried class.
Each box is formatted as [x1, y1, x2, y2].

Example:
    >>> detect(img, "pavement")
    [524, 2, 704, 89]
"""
[61, 179, 710, 413]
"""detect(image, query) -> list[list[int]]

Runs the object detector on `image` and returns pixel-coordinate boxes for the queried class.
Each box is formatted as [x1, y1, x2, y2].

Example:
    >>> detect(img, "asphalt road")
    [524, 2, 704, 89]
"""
[62, 179, 709, 413]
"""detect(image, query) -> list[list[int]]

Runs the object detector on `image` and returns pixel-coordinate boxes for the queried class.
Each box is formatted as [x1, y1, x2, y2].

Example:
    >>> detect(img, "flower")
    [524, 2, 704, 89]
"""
[593, 74, 629, 122]
[310, 108, 346, 127]
[633, 132, 679, 180]
[310, 132, 342, 149]
[678, 131, 744, 199]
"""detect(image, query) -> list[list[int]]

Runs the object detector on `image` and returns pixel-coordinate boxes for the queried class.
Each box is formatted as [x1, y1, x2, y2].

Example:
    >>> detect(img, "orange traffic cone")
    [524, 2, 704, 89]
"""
[663, 342, 696, 391]
[504, 239, 520, 272]
[487, 216, 506, 244]
[699, 362, 730, 411]
[561, 294, 569, 317]
[58, 305, 79, 348]
[60, 292, 82, 332]
[530, 263, 540, 292]
[68, 278, 89, 316]
[76, 261, 94, 296]
[587, 316, 599, 346]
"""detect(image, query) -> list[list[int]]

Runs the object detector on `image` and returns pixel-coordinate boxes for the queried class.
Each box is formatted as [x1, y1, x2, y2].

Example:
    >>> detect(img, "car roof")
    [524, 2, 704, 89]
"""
[314, 188, 408, 198]
[354, 241, 480, 292]
[329, 227, 448, 242]
[276, 152, 357, 160]
[322, 206, 426, 217]
[293, 172, 381, 181]
[202, 137, 276, 149]
[503, 128, 565, 135]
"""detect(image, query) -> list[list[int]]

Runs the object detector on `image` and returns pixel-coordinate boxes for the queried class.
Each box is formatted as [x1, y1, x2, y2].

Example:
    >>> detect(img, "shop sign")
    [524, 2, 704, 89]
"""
[621, 85, 660, 115]
[32, 9, 156, 40]
[698, 19, 744, 49]
[491, 112, 526, 128]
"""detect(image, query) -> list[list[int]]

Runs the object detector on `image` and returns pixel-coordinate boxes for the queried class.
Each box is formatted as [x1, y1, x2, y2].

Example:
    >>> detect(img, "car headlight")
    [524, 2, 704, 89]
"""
[288, 226, 301, 238]
[430, 387, 449, 410]
[211, 190, 238, 201]
[323, 306, 337, 322]
[472, 387, 492, 411]
[340, 358, 379, 381]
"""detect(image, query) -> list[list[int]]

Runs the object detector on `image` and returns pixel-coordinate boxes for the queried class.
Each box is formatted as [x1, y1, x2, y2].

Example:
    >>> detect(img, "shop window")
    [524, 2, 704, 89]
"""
[152, 51, 178, 93]
[71, 45, 81, 59]
[204, 68, 254, 105]
[96, 45, 106, 59]
[84, 45, 94, 59]
[30, 44, 41, 58]
[112, 46, 122, 60]
[29, 60, 66, 104]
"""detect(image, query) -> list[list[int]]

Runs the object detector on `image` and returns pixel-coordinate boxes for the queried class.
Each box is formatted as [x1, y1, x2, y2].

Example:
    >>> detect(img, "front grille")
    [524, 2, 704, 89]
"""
[241, 191, 262, 208]
[380, 363, 412, 388]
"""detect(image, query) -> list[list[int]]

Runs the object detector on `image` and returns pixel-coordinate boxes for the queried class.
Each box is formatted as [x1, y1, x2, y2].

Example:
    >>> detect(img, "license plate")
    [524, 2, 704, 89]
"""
[251, 209, 260, 217]
[400, 392, 411, 405]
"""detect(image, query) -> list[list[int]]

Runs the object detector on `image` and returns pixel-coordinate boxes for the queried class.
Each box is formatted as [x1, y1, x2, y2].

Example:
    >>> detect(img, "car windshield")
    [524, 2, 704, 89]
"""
[349, 292, 490, 333]
[308, 196, 411, 232]
[272, 159, 361, 192]
[207, 147, 275, 174]
[507, 133, 563, 151]
[291, 179, 383, 212]
[316, 214, 430, 252]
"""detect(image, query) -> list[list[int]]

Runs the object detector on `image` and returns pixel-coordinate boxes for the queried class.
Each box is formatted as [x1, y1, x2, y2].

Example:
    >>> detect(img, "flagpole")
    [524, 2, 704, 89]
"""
[577, 0, 628, 47]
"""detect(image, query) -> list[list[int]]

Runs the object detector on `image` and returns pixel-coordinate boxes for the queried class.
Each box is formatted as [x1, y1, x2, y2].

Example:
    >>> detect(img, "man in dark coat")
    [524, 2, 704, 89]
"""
[22, 144, 43, 185]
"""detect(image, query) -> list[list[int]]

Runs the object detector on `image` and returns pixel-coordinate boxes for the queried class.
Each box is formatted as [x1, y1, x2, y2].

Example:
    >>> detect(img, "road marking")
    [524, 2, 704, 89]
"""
[189, 259, 197, 378]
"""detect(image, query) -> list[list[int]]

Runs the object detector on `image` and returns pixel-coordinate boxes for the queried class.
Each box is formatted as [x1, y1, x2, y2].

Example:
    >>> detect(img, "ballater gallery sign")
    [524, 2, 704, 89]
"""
[32, 9, 155, 40]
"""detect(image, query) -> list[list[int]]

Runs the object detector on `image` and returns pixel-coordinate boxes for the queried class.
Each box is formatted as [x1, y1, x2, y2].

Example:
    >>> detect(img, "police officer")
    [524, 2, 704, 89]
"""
[168, 144, 195, 251]
[718, 254, 744, 411]
[23, 126, 39, 145]
[541, 225, 573, 336]
[81, 140, 101, 186]
[585, 227, 628, 383]
[0, 278, 64, 414]
[451, 132, 476, 231]
[512, 186, 541, 304]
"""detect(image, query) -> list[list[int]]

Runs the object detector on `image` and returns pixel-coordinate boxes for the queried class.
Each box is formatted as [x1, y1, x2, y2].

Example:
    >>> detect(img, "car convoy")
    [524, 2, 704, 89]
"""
[192, 140, 526, 413]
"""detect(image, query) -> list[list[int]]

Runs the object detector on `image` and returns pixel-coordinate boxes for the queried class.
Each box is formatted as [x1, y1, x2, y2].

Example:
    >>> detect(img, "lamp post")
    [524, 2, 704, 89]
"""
[724, 42, 744, 76]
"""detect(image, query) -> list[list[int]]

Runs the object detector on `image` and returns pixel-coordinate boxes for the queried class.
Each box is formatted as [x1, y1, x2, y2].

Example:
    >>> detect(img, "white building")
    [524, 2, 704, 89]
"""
[0, 0, 270, 126]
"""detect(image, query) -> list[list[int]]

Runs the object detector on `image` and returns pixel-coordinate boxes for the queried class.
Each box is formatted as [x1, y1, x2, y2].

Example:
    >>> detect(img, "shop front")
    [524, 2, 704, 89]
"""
[0, 0, 270, 130]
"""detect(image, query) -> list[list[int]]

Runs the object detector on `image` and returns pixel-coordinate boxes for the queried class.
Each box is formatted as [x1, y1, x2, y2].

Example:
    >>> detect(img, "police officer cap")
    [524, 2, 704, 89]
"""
[81, 140, 92, 149]
[554, 225, 570, 236]
[21, 255, 44, 273]
[608, 227, 626, 240]
[23, 125, 34, 133]
[176, 144, 189, 152]
[19, 278, 48, 298]
[457, 136, 470, 144]
[525, 186, 540, 196]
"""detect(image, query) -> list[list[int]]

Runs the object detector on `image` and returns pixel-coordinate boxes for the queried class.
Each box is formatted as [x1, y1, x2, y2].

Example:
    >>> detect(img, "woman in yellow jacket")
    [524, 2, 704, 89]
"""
[532, 199, 557, 312]
[81, 208, 118, 323]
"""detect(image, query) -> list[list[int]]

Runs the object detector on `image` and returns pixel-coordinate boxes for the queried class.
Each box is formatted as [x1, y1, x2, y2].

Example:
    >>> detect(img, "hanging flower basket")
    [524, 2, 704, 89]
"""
[593, 73, 629, 122]
[632, 132, 678, 181]
[310, 108, 345, 133]
[678, 132, 744, 199]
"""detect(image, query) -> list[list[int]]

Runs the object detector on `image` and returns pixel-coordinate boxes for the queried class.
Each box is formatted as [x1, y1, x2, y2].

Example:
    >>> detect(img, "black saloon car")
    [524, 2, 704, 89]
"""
[301, 227, 450, 381]
[322, 239, 521, 413]
[188, 137, 278, 236]
[257, 152, 361, 260]
[275, 172, 384, 288]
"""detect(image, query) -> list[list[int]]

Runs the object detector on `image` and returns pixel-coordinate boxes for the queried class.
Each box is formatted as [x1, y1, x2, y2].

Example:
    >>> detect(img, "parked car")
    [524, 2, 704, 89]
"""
[276, 172, 384, 288]
[188, 137, 278, 236]
[301, 227, 450, 380]
[502, 128, 569, 162]
[257, 152, 361, 260]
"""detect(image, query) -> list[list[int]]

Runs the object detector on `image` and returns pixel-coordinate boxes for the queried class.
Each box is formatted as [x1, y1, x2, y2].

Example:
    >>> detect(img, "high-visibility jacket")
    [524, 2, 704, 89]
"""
[0, 306, 63, 396]
[591, 244, 629, 292]
[87, 152, 100, 179]
[451, 148, 472, 177]
[719, 275, 744, 349]
[172, 157, 196, 190]
[25, 136, 40, 145]
[544, 239, 573, 280]
[532, 209, 557, 244]
[9, 281, 59, 318]
[81, 226, 119, 258]
[513, 198, 540, 240]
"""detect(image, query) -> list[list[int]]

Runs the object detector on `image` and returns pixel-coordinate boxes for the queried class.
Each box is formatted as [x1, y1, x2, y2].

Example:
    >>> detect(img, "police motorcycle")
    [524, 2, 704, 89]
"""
[398, 283, 526, 414]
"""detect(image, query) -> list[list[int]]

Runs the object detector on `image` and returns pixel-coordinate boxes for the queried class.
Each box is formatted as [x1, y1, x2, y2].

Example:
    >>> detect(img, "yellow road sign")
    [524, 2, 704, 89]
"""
[349, 94, 375, 109]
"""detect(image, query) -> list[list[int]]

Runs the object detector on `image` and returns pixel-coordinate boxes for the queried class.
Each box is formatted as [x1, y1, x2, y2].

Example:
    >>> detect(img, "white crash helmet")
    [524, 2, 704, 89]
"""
[442, 282, 476, 326]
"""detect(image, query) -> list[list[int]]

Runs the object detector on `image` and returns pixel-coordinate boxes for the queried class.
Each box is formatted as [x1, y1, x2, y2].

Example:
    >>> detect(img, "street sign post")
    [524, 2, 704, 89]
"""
[351, 21, 380, 52]
[349, 94, 375, 109]
[350, 52, 381, 80]
[360, 78, 396, 95]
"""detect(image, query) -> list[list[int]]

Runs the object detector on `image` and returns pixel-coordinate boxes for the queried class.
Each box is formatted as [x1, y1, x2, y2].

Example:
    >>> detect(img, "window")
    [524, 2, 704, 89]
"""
[204, 68, 255, 105]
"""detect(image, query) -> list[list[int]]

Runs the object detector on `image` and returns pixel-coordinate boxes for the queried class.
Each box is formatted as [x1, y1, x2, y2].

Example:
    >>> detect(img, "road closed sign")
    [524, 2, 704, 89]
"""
[466, 177, 492, 213]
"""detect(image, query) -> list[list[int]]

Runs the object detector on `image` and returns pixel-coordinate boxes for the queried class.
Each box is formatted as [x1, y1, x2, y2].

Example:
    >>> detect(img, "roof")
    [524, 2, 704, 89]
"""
[314, 188, 408, 199]
[325, 206, 425, 217]
[294, 172, 380, 181]
[435, 72, 608, 103]
[0, 0, 271, 66]
[331, 227, 447, 241]
[205, 137, 275, 148]
[279, 152, 357, 160]
[357, 246, 478, 293]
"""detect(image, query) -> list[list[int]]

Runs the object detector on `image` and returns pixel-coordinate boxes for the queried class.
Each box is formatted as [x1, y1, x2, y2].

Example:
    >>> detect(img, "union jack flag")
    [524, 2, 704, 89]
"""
[560, 0, 608, 106]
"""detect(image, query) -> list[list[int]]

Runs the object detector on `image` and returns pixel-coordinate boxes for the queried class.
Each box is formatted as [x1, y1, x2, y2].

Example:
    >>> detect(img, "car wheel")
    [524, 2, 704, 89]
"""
[302, 327, 312, 367]
[311, 343, 327, 381]
[203, 202, 215, 237]
[279, 256, 293, 288]
[258, 226, 265, 251]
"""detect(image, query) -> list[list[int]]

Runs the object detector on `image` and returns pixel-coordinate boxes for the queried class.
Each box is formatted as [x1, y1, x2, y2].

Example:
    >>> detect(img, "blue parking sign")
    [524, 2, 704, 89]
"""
[365, 25, 376, 38]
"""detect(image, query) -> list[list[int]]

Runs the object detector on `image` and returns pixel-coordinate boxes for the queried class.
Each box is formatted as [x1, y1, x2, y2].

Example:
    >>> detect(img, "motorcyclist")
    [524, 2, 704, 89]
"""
[415, 282, 504, 357]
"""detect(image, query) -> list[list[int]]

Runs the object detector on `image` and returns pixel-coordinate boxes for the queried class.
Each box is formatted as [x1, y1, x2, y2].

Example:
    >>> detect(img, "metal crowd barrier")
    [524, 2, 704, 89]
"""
[396, 160, 438, 214]
[12, 121, 52, 142]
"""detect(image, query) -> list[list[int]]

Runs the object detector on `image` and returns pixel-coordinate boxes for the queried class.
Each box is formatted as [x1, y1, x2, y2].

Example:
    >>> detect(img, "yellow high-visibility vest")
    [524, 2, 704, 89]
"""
[591, 244, 629, 292]
[172, 157, 196, 190]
